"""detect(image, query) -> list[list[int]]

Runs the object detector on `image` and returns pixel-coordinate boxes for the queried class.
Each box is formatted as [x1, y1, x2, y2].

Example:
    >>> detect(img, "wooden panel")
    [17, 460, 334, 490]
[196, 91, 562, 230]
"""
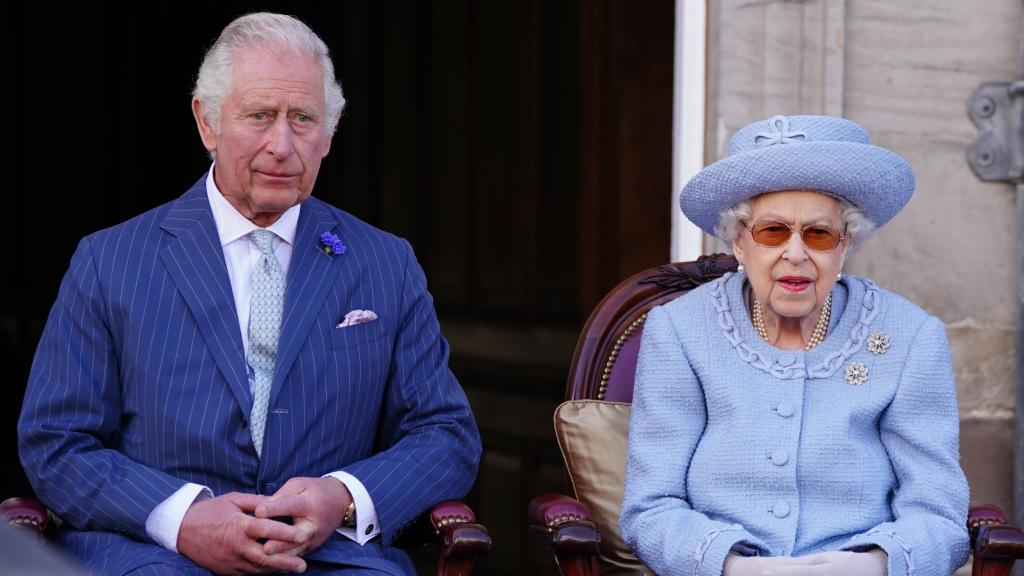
[536, 1, 583, 319]
[580, 0, 675, 316]
[471, 0, 526, 314]
[421, 0, 473, 310]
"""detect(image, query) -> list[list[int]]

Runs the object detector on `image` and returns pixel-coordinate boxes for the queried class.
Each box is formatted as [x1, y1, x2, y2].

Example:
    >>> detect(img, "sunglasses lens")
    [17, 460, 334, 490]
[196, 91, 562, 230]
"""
[750, 221, 792, 247]
[749, 221, 842, 251]
[802, 226, 841, 251]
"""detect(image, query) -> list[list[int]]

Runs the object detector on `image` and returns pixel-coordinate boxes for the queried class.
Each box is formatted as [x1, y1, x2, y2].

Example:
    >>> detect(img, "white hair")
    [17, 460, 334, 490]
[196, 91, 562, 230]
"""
[193, 12, 346, 135]
[715, 195, 876, 248]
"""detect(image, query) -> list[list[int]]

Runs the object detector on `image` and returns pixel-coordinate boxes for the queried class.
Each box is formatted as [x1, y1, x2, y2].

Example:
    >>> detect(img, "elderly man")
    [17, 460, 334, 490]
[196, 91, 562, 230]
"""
[18, 12, 480, 576]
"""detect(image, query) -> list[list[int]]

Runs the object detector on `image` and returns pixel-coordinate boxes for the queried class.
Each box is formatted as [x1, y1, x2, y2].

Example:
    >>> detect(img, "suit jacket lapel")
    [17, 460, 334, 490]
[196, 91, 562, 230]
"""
[159, 182, 251, 415]
[271, 198, 346, 407]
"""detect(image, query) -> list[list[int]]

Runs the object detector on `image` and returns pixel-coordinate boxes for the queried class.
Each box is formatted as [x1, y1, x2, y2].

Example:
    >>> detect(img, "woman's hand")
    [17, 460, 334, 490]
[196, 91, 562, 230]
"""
[723, 554, 807, 576]
[723, 549, 887, 576]
[789, 550, 888, 576]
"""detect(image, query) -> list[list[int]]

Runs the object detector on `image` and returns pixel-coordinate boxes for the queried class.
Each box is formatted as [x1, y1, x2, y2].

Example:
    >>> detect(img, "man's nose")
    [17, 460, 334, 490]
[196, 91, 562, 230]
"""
[264, 117, 296, 157]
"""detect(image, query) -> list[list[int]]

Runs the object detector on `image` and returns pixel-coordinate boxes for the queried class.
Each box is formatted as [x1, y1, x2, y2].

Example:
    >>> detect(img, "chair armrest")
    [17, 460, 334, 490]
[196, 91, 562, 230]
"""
[0, 497, 48, 537]
[975, 524, 1024, 559]
[395, 501, 489, 576]
[968, 504, 1024, 576]
[970, 504, 1009, 547]
[429, 500, 491, 554]
[528, 494, 599, 576]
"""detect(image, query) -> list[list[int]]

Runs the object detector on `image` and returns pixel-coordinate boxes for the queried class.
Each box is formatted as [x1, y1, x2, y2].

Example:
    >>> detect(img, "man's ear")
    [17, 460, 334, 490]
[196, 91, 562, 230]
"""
[192, 98, 218, 154]
[321, 134, 332, 159]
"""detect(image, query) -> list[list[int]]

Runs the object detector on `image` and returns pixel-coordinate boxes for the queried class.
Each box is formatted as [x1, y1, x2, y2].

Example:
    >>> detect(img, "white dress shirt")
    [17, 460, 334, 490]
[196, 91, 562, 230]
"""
[144, 167, 380, 551]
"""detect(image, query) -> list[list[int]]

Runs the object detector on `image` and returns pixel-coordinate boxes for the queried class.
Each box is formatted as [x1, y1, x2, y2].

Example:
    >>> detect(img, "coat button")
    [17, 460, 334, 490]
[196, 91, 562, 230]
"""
[770, 449, 789, 466]
[771, 502, 791, 518]
[775, 402, 795, 418]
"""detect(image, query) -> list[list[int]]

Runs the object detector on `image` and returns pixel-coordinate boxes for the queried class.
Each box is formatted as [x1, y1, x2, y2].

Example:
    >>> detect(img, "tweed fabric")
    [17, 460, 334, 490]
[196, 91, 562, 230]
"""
[619, 272, 968, 576]
[680, 115, 915, 236]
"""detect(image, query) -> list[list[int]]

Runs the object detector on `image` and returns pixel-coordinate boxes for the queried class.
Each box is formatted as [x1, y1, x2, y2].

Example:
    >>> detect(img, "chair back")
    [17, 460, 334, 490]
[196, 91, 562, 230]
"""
[545, 254, 736, 575]
[565, 254, 737, 402]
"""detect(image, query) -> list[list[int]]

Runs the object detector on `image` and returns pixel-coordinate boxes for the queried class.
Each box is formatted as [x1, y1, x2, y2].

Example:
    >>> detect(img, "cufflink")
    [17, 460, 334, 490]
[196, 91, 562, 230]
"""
[342, 500, 357, 528]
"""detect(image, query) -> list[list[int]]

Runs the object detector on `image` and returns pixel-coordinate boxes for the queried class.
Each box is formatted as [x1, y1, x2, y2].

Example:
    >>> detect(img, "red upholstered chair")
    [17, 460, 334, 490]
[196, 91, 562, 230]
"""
[528, 254, 1024, 576]
[1, 496, 489, 575]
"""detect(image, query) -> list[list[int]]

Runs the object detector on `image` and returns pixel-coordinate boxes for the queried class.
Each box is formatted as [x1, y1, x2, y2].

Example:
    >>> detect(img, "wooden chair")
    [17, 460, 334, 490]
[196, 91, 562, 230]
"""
[528, 254, 1024, 576]
[1, 496, 489, 576]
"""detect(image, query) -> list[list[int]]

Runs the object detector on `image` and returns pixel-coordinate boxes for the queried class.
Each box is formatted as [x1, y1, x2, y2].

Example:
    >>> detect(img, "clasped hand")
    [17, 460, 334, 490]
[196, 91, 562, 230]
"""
[178, 477, 351, 574]
[724, 549, 887, 576]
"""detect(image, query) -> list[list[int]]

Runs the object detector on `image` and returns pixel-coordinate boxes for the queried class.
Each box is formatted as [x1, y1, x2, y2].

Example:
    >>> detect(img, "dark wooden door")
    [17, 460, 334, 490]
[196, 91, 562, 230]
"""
[5, 2, 674, 574]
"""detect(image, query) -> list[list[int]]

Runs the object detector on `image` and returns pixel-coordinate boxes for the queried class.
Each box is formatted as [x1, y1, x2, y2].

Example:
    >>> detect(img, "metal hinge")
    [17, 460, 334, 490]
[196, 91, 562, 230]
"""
[967, 80, 1024, 182]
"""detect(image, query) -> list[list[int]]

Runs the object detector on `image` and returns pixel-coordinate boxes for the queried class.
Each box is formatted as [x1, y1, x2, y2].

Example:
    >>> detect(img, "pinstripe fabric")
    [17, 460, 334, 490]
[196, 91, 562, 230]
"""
[18, 175, 481, 575]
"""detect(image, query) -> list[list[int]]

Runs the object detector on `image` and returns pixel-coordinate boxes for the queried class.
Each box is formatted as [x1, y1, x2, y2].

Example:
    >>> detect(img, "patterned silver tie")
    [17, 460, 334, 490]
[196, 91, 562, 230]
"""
[247, 229, 285, 457]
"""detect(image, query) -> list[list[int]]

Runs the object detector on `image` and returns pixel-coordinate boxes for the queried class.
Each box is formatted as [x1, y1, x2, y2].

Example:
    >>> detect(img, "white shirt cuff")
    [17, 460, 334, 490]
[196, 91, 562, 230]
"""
[325, 471, 380, 544]
[144, 483, 212, 552]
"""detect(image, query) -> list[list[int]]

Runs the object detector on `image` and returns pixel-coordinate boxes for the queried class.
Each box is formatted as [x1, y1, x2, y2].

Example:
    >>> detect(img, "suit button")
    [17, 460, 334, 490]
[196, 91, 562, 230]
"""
[365, 524, 374, 535]
[775, 402, 795, 418]
[771, 502, 791, 518]
[770, 449, 789, 466]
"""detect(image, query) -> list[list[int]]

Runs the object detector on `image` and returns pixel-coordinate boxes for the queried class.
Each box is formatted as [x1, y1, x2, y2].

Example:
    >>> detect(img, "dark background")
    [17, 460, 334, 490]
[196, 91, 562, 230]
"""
[2, 2, 674, 573]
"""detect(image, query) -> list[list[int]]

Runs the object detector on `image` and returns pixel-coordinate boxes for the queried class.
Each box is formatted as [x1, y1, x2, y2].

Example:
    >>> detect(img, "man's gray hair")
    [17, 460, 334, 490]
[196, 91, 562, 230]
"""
[193, 12, 346, 135]
[715, 196, 877, 248]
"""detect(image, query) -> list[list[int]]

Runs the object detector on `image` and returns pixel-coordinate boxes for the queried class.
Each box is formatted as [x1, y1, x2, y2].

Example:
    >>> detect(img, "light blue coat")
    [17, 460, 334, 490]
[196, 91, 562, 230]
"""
[620, 272, 968, 576]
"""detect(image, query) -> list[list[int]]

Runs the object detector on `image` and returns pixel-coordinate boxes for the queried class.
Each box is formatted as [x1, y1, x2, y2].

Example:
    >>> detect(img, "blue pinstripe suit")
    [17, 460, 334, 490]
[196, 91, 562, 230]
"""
[18, 176, 482, 575]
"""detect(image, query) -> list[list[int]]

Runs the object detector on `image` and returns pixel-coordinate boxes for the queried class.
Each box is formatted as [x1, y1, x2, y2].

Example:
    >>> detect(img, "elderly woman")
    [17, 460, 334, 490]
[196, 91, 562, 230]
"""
[619, 115, 968, 576]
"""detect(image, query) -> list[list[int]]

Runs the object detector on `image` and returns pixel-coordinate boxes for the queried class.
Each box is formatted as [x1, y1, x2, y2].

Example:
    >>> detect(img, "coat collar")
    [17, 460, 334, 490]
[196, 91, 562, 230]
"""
[710, 272, 880, 380]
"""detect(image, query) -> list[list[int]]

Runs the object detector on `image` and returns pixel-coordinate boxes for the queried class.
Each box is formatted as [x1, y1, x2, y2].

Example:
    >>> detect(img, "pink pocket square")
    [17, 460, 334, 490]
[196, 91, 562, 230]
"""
[337, 309, 378, 328]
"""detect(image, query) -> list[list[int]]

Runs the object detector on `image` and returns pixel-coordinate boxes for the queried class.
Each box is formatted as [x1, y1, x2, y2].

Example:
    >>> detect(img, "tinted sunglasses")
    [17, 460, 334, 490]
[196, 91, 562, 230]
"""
[744, 220, 846, 252]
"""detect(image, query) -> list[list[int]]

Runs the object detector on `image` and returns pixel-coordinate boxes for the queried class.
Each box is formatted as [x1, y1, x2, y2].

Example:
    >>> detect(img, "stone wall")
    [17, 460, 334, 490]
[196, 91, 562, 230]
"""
[705, 0, 1019, 515]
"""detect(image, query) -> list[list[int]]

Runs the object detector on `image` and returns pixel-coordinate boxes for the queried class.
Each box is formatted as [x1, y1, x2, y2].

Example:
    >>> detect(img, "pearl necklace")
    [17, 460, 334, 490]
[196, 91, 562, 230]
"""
[752, 292, 832, 351]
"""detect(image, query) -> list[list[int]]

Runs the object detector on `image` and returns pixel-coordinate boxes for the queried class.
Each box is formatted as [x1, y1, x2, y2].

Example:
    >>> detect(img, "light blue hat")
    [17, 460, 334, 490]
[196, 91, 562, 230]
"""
[680, 115, 915, 236]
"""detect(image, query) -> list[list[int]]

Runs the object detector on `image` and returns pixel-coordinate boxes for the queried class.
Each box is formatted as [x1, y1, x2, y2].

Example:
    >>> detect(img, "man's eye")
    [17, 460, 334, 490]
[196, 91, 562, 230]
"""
[252, 112, 268, 121]
[295, 114, 311, 123]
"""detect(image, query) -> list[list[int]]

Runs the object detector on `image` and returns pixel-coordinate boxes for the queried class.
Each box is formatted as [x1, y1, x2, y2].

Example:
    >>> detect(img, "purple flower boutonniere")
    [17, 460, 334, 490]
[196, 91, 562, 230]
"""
[319, 231, 346, 256]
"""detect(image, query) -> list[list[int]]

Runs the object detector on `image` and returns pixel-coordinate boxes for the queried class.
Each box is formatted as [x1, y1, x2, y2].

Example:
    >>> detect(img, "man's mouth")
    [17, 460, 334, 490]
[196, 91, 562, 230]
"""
[254, 171, 300, 185]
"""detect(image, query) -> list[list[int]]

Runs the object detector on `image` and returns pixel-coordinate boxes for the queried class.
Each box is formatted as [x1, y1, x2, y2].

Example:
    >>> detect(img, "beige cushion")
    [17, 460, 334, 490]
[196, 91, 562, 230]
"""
[554, 400, 652, 575]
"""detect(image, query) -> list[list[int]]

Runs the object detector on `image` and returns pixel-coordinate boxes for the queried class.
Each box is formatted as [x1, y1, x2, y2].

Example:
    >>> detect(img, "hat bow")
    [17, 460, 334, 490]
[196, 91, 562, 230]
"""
[754, 115, 807, 147]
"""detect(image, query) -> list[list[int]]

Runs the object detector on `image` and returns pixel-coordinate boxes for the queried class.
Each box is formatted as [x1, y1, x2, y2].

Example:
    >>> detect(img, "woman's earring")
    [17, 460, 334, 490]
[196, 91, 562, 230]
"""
[737, 263, 745, 272]
[837, 272, 842, 281]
